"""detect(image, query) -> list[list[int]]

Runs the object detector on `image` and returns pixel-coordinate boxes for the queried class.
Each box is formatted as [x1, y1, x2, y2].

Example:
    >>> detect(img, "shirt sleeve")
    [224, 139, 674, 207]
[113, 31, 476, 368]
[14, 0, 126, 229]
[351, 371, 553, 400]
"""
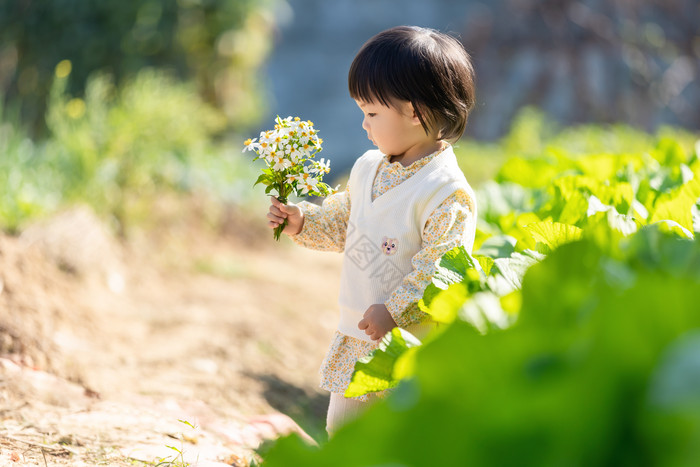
[289, 183, 351, 253]
[385, 189, 476, 327]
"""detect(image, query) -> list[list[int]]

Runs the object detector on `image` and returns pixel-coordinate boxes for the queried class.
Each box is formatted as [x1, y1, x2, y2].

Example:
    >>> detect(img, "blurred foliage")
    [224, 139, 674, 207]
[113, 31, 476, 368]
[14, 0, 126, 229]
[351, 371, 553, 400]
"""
[0, 0, 276, 134]
[0, 66, 260, 234]
[454, 107, 700, 188]
[265, 230, 700, 466]
[0, 103, 60, 233]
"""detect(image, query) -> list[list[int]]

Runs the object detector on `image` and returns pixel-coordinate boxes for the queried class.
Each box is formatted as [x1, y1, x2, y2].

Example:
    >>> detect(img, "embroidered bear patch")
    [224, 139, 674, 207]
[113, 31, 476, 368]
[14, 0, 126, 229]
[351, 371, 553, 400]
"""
[381, 237, 398, 256]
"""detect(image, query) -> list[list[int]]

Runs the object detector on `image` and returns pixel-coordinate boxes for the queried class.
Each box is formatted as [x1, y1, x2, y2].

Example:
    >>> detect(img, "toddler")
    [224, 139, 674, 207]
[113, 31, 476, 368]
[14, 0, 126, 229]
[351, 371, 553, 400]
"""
[267, 25, 477, 436]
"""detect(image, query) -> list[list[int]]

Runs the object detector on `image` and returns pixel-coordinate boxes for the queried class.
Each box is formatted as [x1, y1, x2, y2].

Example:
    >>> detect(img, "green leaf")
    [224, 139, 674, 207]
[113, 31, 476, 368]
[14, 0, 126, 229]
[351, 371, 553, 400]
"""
[487, 250, 544, 295]
[523, 220, 583, 253]
[178, 419, 197, 429]
[418, 283, 442, 312]
[422, 282, 470, 323]
[459, 291, 513, 334]
[649, 177, 700, 233]
[253, 173, 270, 187]
[344, 328, 421, 398]
[500, 290, 522, 315]
[475, 235, 516, 259]
[652, 220, 694, 239]
[557, 190, 589, 225]
[652, 136, 688, 167]
[431, 246, 477, 288]
[473, 255, 495, 276]
[576, 153, 620, 180]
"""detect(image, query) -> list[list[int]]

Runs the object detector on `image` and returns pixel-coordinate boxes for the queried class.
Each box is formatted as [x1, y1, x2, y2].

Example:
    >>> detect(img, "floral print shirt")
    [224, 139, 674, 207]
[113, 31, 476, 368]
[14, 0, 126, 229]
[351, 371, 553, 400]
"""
[292, 146, 476, 399]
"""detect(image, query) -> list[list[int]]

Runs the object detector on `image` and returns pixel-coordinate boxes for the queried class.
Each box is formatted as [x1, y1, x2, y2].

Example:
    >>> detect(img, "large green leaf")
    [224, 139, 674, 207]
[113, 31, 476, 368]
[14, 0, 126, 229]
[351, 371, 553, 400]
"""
[475, 235, 516, 259]
[524, 220, 583, 254]
[650, 176, 700, 233]
[421, 281, 470, 323]
[344, 327, 422, 398]
[431, 246, 478, 288]
[488, 250, 544, 294]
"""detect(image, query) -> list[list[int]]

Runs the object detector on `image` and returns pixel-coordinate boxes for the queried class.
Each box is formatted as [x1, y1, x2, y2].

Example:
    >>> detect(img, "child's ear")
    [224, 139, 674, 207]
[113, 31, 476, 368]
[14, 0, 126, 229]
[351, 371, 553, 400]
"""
[409, 103, 421, 125]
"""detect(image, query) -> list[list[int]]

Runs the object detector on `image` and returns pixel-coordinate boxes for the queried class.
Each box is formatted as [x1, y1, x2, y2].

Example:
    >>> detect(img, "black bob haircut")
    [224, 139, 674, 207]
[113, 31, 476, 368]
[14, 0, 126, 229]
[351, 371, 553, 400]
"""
[348, 25, 476, 143]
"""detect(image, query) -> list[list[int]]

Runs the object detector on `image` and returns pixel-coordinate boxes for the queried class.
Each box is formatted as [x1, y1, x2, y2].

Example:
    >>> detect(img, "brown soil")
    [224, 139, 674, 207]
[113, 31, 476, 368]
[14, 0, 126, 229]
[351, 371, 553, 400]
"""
[0, 198, 342, 466]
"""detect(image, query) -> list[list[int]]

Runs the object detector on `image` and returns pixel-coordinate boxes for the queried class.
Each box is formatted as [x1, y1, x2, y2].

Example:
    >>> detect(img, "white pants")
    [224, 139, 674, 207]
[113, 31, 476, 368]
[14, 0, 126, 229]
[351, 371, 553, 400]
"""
[326, 393, 374, 437]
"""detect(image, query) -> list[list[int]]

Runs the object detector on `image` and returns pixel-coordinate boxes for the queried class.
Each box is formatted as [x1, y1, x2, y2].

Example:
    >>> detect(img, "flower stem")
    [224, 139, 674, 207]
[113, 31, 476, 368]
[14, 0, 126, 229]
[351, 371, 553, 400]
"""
[274, 181, 288, 241]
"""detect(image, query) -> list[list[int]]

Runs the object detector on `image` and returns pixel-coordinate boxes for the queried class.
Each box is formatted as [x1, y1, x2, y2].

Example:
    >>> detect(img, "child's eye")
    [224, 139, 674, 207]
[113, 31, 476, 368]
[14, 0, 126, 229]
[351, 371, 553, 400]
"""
[367, 113, 376, 117]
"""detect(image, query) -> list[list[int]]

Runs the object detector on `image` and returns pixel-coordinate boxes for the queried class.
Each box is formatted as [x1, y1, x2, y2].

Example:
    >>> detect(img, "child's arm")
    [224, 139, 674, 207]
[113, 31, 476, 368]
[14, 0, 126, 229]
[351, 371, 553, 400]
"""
[386, 189, 476, 328]
[267, 184, 351, 252]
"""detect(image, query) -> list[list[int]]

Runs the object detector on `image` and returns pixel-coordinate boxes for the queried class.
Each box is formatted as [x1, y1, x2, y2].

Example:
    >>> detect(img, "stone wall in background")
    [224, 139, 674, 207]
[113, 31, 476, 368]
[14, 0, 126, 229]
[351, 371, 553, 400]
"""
[264, 0, 700, 173]
[463, 0, 700, 139]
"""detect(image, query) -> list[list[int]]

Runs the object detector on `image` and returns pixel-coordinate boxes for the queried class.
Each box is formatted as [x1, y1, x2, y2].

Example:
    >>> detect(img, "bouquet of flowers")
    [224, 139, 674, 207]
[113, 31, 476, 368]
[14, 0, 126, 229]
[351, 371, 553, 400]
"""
[244, 116, 335, 240]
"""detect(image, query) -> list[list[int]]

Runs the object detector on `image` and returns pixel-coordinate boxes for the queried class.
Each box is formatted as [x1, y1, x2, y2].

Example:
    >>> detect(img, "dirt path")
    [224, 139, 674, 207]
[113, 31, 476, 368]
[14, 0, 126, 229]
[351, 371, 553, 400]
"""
[0, 203, 343, 465]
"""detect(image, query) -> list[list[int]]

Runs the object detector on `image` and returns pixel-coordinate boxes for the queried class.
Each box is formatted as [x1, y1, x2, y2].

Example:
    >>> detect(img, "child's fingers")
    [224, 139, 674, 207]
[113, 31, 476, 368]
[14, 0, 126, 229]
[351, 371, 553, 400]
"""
[358, 318, 368, 331]
[269, 205, 287, 219]
[270, 197, 295, 215]
[267, 212, 285, 226]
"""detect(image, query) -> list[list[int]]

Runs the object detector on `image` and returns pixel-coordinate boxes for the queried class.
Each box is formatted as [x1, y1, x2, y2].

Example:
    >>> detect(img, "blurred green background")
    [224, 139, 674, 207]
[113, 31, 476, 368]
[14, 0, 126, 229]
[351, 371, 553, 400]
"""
[0, 0, 276, 234]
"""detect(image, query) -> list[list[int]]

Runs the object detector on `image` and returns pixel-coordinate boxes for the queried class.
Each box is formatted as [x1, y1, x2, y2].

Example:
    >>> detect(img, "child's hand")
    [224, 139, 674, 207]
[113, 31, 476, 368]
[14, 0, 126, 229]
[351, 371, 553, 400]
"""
[358, 304, 397, 341]
[268, 197, 304, 236]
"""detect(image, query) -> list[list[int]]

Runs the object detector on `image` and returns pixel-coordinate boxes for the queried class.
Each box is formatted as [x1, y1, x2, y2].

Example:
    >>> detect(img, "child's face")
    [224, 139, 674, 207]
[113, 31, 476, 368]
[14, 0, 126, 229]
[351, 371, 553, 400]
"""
[354, 98, 433, 160]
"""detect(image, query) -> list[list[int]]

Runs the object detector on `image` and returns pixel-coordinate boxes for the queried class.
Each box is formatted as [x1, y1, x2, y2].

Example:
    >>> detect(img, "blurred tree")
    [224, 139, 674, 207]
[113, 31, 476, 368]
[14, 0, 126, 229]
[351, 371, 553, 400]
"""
[0, 0, 276, 135]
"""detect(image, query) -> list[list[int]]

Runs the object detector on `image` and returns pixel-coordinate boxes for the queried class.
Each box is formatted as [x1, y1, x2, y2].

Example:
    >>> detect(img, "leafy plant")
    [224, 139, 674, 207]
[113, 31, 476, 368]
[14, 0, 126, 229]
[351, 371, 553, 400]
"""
[0, 103, 60, 232]
[0, 64, 261, 234]
[152, 420, 198, 467]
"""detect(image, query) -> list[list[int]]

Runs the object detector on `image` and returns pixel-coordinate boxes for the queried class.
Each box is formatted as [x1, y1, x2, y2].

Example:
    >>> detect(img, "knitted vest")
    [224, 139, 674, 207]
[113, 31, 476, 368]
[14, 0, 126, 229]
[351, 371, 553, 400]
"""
[338, 147, 475, 342]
